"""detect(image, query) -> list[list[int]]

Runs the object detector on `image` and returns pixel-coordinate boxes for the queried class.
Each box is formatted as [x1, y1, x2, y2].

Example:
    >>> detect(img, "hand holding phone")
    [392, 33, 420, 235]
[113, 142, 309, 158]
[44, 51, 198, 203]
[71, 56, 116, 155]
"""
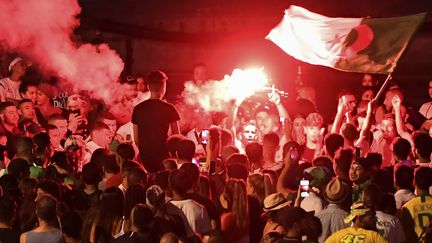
[290, 147, 299, 161]
[300, 179, 310, 198]
[201, 129, 210, 145]
[284, 146, 299, 168]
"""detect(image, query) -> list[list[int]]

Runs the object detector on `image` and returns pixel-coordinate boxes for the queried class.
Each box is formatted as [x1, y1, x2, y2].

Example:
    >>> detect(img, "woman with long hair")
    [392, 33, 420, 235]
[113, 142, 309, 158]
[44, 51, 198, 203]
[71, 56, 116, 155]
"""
[247, 173, 273, 207]
[124, 184, 146, 232]
[220, 178, 249, 243]
[90, 187, 125, 243]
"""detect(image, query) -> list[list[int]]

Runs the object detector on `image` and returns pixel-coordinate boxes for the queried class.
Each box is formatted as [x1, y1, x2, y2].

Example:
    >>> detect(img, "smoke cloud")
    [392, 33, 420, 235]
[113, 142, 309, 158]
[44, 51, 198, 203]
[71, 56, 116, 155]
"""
[0, 0, 124, 103]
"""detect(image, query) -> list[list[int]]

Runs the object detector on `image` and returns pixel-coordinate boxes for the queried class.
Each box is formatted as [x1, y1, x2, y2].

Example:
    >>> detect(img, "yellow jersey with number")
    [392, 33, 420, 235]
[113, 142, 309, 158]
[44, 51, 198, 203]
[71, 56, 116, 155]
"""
[325, 227, 388, 243]
[402, 195, 432, 238]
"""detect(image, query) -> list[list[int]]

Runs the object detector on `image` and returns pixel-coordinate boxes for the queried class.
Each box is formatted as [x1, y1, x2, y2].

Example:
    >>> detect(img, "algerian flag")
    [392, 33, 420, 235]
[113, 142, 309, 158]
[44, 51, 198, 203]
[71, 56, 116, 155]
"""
[266, 6, 426, 74]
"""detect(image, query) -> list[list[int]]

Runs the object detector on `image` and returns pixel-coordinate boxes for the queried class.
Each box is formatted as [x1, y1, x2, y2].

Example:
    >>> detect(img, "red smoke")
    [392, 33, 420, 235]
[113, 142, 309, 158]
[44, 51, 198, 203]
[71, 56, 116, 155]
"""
[0, 0, 124, 102]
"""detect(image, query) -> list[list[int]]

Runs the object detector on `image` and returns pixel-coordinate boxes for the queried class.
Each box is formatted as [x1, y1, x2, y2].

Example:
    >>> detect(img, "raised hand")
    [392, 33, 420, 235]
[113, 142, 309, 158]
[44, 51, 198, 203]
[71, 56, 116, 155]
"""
[392, 95, 401, 111]
[337, 96, 349, 115]
[68, 113, 83, 133]
[283, 146, 299, 168]
[268, 86, 281, 105]
[368, 98, 378, 113]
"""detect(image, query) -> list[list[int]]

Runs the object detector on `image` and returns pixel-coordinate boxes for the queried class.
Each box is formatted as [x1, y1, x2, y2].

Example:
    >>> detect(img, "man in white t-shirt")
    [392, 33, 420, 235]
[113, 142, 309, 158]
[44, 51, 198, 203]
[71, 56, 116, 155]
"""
[80, 122, 112, 168]
[394, 164, 415, 210]
[0, 57, 28, 102]
[363, 184, 405, 242]
[376, 210, 405, 243]
[167, 169, 211, 237]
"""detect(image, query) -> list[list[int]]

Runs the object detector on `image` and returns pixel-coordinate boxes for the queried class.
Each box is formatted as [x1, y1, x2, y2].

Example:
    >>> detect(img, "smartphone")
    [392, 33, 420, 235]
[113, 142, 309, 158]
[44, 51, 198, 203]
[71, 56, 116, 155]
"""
[290, 147, 299, 161]
[197, 158, 207, 172]
[300, 179, 310, 198]
[201, 129, 209, 145]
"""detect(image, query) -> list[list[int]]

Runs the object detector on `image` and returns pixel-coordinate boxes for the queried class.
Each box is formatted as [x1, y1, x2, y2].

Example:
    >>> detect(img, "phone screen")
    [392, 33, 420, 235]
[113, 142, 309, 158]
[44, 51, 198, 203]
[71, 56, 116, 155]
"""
[290, 148, 298, 161]
[201, 130, 209, 145]
[300, 179, 310, 198]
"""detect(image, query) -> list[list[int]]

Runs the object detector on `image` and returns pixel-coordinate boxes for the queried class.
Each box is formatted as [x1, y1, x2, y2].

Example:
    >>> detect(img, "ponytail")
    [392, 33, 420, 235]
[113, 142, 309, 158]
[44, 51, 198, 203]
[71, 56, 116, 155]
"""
[224, 179, 248, 229]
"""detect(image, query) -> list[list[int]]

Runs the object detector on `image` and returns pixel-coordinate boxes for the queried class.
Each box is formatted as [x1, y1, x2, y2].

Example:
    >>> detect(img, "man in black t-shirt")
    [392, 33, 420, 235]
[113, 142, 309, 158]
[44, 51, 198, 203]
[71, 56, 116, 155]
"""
[0, 198, 20, 243]
[132, 71, 180, 173]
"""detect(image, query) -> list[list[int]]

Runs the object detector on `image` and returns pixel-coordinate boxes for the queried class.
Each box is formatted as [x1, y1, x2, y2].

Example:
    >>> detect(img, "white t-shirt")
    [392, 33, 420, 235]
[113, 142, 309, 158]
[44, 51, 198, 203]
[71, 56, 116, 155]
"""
[0, 77, 21, 102]
[375, 211, 405, 243]
[301, 191, 325, 215]
[117, 122, 134, 143]
[168, 199, 211, 236]
[394, 189, 415, 210]
[116, 122, 142, 159]
[186, 128, 206, 156]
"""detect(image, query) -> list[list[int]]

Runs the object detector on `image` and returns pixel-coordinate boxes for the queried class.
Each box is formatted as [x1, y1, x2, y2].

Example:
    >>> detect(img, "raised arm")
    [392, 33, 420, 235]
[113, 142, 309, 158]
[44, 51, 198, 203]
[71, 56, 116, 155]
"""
[225, 101, 240, 131]
[277, 147, 297, 198]
[359, 99, 376, 141]
[133, 123, 139, 146]
[392, 95, 414, 145]
[331, 96, 348, 134]
[283, 119, 293, 142]
[269, 89, 290, 120]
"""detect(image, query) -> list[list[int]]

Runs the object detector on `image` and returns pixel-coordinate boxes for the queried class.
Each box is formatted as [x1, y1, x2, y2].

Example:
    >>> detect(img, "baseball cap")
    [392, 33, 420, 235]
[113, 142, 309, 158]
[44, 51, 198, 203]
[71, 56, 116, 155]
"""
[8, 57, 23, 71]
[304, 166, 331, 188]
[344, 201, 368, 224]
[8, 57, 31, 71]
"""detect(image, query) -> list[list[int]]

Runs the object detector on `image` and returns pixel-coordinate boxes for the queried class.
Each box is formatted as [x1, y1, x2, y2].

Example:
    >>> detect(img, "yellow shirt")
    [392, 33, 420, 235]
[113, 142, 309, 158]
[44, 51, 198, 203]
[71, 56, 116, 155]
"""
[325, 227, 387, 243]
[402, 195, 432, 238]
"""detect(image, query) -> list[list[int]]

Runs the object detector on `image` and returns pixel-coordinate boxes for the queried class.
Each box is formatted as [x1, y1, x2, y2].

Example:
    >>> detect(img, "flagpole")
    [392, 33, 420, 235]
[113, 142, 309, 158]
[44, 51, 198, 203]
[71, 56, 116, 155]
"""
[373, 74, 392, 101]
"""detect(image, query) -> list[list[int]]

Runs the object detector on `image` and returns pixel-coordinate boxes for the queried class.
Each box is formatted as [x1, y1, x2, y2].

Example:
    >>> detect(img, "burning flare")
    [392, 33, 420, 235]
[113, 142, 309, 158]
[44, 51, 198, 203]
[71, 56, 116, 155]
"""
[184, 68, 269, 112]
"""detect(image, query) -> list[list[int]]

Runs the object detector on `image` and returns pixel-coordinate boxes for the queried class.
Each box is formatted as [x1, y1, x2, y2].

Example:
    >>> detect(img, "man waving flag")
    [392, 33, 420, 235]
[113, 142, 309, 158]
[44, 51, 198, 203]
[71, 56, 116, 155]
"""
[266, 6, 426, 74]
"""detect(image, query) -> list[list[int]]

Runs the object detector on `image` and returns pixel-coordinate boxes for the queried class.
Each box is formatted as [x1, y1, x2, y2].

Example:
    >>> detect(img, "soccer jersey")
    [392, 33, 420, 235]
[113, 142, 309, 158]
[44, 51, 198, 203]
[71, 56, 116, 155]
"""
[402, 195, 432, 238]
[325, 227, 387, 243]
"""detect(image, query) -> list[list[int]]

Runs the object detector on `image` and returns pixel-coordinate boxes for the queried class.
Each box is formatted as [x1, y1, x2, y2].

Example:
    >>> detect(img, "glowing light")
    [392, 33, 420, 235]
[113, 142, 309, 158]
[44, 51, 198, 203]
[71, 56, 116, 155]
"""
[223, 68, 269, 104]
[183, 68, 269, 112]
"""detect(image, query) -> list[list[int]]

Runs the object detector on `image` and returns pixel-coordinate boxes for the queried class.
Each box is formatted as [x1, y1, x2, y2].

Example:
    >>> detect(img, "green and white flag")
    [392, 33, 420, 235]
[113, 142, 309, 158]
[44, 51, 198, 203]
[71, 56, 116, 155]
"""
[266, 6, 426, 74]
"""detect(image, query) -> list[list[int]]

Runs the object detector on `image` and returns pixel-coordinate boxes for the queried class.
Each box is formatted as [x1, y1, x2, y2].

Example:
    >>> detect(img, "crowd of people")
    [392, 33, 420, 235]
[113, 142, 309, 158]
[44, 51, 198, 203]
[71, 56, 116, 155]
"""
[0, 57, 431, 243]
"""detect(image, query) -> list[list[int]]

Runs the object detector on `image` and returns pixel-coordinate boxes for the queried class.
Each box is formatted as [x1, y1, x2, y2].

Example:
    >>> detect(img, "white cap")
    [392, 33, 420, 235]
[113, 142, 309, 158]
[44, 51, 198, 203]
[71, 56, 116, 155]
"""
[8, 57, 23, 72]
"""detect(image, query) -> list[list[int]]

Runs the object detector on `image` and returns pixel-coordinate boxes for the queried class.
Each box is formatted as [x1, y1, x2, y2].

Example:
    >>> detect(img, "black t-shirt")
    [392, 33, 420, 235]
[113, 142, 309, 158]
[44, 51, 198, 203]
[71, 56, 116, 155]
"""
[80, 189, 102, 208]
[132, 99, 179, 172]
[300, 145, 315, 163]
[0, 228, 20, 243]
